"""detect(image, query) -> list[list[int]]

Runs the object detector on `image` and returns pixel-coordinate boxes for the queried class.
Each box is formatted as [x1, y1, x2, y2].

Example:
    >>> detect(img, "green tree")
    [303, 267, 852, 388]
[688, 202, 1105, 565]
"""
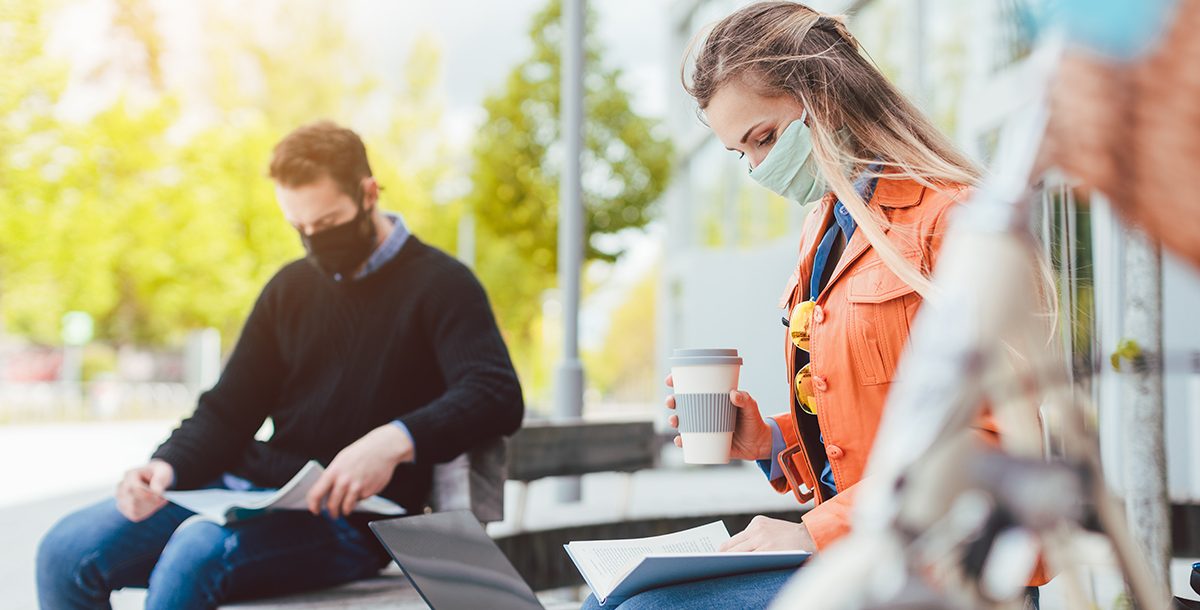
[0, 0, 453, 348]
[465, 0, 673, 395]
[0, 0, 68, 329]
[0, 94, 291, 344]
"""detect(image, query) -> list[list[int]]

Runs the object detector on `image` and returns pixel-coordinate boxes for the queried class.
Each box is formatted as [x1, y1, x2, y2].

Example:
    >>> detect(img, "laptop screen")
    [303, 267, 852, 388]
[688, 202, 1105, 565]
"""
[369, 511, 544, 610]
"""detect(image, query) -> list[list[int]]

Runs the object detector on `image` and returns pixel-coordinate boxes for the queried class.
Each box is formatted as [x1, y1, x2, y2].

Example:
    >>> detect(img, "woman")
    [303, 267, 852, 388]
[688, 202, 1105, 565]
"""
[582, 2, 1043, 608]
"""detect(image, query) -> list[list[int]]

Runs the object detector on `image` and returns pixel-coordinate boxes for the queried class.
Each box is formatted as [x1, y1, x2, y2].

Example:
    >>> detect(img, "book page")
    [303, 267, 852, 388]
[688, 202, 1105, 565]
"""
[162, 489, 275, 525]
[164, 460, 405, 525]
[247, 461, 323, 511]
[564, 521, 729, 598]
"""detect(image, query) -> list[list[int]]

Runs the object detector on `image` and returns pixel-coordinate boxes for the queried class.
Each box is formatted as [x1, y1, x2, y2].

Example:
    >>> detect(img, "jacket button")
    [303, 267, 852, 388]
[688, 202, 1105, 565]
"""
[813, 305, 825, 323]
[827, 444, 844, 459]
[813, 375, 828, 392]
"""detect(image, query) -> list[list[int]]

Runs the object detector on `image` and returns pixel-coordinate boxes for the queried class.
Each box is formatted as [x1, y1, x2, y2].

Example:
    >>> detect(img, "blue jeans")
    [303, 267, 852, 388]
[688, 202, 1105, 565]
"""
[36, 492, 390, 610]
[580, 568, 795, 610]
[578, 570, 1040, 610]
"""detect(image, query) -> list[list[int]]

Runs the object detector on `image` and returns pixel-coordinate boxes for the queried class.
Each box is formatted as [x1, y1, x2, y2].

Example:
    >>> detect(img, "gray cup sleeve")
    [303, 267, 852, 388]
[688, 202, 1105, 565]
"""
[675, 393, 736, 433]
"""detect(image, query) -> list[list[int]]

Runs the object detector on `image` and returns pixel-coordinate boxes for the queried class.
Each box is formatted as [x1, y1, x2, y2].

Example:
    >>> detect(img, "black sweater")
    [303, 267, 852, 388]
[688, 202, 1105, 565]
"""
[152, 237, 524, 512]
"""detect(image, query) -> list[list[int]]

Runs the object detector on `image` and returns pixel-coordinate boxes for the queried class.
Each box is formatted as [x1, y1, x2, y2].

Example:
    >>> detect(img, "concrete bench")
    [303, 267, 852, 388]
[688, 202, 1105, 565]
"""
[503, 419, 661, 531]
[219, 568, 422, 609]
[215, 564, 581, 610]
[206, 421, 663, 609]
[119, 421, 766, 609]
[215, 421, 662, 608]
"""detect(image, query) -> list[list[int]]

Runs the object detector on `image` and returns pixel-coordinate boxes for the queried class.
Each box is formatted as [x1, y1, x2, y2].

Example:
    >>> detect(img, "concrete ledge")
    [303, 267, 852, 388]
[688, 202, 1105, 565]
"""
[212, 509, 812, 609]
[217, 568, 423, 609]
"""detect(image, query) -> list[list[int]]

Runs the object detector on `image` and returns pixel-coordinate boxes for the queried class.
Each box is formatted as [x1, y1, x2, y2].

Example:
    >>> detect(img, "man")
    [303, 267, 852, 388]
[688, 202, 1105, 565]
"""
[36, 121, 524, 609]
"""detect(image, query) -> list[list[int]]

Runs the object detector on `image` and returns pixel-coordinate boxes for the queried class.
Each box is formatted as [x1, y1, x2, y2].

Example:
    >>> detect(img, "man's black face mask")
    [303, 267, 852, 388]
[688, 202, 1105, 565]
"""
[300, 198, 376, 278]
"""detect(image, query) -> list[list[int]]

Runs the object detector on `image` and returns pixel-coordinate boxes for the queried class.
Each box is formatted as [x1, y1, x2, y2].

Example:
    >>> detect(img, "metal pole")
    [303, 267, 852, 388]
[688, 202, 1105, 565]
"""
[657, 0, 700, 422]
[555, 0, 585, 503]
[1119, 226, 1171, 594]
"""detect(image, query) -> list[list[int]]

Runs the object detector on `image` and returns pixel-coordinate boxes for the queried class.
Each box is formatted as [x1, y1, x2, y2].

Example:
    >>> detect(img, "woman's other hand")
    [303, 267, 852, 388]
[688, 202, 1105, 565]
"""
[720, 516, 816, 552]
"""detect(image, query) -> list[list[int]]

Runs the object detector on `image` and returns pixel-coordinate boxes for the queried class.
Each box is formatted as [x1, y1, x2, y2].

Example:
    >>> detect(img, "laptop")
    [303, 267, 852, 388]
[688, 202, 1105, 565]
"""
[369, 511, 546, 610]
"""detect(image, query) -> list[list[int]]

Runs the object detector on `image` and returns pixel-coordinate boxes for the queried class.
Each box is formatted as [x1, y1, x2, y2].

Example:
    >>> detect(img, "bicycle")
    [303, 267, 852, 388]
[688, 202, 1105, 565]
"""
[768, 1, 1196, 608]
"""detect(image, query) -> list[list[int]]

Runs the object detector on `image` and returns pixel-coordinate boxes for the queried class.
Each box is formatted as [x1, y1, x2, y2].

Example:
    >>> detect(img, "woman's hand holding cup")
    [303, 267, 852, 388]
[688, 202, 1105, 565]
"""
[666, 373, 773, 462]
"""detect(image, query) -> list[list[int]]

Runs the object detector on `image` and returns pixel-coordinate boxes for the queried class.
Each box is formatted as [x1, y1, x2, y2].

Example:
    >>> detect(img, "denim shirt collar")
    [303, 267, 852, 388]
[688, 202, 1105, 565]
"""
[333, 212, 411, 282]
[830, 164, 883, 242]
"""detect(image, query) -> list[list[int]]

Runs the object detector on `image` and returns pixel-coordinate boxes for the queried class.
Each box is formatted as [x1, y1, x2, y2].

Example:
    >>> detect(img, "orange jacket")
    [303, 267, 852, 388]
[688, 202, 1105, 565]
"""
[768, 174, 1051, 587]
[770, 174, 974, 545]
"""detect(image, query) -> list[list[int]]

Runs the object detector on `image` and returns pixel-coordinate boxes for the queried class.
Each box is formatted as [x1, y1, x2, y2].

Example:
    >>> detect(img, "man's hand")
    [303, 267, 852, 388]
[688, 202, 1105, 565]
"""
[116, 459, 174, 522]
[719, 515, 816, 553]
[306, 423, 413, 519]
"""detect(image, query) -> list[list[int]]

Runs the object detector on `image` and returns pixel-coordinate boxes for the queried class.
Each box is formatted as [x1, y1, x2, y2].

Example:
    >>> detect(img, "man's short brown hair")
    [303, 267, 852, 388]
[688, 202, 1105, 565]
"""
[268, 120, 374, 201]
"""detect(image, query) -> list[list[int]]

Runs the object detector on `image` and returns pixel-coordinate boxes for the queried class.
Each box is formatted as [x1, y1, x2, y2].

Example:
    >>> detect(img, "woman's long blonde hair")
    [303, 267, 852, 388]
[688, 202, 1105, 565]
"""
[683, 1, 981, 298]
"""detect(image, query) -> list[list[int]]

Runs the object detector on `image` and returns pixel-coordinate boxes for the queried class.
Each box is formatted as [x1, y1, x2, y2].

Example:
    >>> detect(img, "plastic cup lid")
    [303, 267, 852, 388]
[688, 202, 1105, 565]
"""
[672, 348, 739, 358]
[669, 348, 742, 366]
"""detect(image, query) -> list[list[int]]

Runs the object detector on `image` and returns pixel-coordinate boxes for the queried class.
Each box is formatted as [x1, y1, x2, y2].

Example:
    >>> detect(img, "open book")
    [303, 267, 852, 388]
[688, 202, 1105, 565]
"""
[163, 460, 406, 526]
[564, 521, 810, 606]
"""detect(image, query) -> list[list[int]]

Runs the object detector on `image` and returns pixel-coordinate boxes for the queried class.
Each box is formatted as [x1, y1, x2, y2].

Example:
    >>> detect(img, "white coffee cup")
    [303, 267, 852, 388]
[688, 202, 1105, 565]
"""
[669, 348, 743, 464]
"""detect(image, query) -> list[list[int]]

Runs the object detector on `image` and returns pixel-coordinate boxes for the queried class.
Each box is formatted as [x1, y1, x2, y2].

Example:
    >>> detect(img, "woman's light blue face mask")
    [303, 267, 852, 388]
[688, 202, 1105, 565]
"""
[748, 110, 826, 204]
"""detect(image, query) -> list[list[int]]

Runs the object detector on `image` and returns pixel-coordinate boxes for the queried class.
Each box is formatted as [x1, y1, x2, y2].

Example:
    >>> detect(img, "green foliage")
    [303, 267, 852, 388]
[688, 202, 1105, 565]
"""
[583, 268, 659, 402]
[0, 0, 296, 344]
[1112, 591, 1133, 610]
[1, 95, 297, 344]
[2, 0, 672, 406]
[465, 0, 673, 392]
[0, 0, 449, 347]
[1111, 338, 1144, 373]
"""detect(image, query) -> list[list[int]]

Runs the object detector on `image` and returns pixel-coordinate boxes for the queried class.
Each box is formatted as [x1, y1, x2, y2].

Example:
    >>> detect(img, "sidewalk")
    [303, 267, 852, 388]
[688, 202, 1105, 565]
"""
[1, 419, 177, 609]
[0, 420, 176, 510]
